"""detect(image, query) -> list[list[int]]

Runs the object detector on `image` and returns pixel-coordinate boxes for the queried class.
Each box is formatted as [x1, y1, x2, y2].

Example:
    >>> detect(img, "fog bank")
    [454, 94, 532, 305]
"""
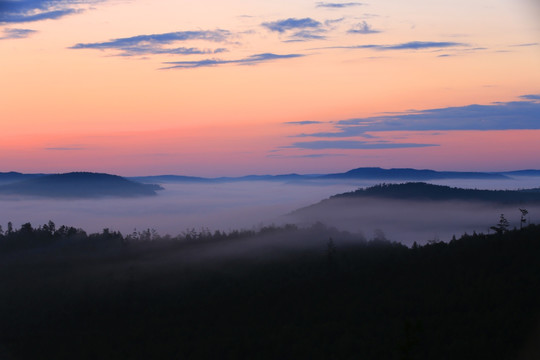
[1, 177, 539, 244]
[0, 181, 356, 235]
[286, 197, 540, 246]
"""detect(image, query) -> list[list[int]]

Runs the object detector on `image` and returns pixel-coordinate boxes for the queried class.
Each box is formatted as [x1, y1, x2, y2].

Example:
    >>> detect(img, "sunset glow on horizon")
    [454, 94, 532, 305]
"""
[1, 0, 539, 176]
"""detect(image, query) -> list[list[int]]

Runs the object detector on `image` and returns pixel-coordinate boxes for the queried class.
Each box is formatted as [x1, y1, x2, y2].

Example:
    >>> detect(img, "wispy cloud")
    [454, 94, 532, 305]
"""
[267, 153, 347, 158]
[294, 131, 377, 139]
[70, 30, 231, 56]
[0, 0, 99, 24]
[509, 43, 539, 47]
[324, 18, 345, 26]
[437, 46, 487, 58]
[288, 140, 437, 150]
[161, 53, 304, 69]
[316, 2, 364, 8]
[0, 27, 36, 39]
[297, 97, 540, 138]
[297, 153, 346, 158]
[377, 41, 467, 50]
[347, 21, 380, 34]
[286, 29, 327, 41]
[262, 18, 322, 33]
[284, 121, 324, 125]
[45, 147, 85, 151]
[520, 94, 540, 101]
[333, 41, 468, 51]
[262, 18, 329, 42]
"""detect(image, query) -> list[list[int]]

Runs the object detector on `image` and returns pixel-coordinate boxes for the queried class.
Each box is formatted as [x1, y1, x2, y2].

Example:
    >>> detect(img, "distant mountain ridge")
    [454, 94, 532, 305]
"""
[130, 173, 317, 184]
[0, 172, 163, 198]
[129, 167, 525, 184]
[2, 167, 539, 187]
[320, 167, 508, 180]
[0, 172, 45, 184]
[130, 175, 213, 184]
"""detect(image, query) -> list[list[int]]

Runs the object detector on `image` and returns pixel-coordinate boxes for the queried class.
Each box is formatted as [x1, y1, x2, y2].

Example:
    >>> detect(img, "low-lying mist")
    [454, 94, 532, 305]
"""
[3, 178, 540, 360]
[1, 177, 539, 246]
[0, 181, 356, 235]
[285, 197, 540, 246]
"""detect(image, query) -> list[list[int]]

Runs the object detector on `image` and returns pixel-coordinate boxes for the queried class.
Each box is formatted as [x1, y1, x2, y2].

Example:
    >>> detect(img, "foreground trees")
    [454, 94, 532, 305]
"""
[1, 221, 540, 359]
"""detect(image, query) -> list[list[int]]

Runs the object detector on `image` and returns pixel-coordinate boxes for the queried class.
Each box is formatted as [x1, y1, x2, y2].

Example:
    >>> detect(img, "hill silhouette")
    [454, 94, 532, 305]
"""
[329, 182, 540, 203]
[320, 167, 508, 180]
[0, 172, 163, 198]
[0, 171, 44, 184]
[502, 169, 540, 177]
[129, 167, 513, 184]
[4, 166, 539, 186]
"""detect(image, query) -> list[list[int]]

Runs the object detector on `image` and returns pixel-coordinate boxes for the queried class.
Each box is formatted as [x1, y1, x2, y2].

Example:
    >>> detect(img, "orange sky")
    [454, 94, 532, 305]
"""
[1, 0, 539, 175]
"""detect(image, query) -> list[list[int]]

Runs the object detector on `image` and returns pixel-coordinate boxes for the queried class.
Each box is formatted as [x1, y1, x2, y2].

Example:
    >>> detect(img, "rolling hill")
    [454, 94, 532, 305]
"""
[319, 167, 509, 180]
[329, 182, 540, 203]
[0, 172, 163, 198]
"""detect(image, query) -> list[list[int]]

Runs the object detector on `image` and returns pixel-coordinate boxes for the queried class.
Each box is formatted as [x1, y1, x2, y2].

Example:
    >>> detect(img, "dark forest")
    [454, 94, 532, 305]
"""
[1, 218, 539, 359]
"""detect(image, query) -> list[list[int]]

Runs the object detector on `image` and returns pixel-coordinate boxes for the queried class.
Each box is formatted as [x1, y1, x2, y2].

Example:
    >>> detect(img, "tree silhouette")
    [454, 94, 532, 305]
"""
[520, 208, 529, 229]
[491, 213, 509, 234]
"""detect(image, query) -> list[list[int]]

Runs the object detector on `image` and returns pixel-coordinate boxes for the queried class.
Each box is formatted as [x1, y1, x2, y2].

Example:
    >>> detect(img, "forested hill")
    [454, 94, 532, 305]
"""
[1, 222, 540, 359]
[0, 172, 163, 198]
[331, 182, 540, 203]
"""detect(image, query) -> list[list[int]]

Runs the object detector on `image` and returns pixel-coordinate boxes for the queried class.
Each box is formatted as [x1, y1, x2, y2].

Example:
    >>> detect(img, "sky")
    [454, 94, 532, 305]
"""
[1, 0, 539, 176]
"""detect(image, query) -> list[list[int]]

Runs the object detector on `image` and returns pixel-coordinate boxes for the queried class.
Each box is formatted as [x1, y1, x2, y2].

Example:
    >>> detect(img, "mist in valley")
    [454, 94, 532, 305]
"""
[1, 176, 539, 247]
[3, 176, 540, 360]
[0, 181, 356, 236]
[286, 197, 540, 246]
